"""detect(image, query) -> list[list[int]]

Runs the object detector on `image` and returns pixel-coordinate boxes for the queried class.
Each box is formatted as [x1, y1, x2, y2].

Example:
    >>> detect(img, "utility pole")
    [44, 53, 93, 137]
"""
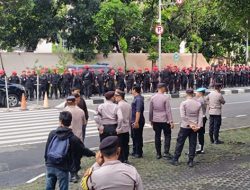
[158, 0, 162, 71]
[247, 20, 249, 65]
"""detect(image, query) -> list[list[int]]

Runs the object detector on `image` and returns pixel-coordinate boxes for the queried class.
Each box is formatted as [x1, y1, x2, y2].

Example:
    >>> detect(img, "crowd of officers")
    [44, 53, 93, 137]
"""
[45, 80, 225, 190]
[0, 64, 249, 101]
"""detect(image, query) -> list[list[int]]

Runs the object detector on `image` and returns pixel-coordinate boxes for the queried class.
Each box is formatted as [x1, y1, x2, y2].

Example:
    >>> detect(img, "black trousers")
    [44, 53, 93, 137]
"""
[118, 132, 130, 162]
[197, 117, 207, 148]
[26, 86, 34, 100]
[50, 85, 58, 99]
[174, 128, 197, 161]
[131, 126, 144, 156]
[99, 124, 117, 142]
[153, 122, 171, 155]
[209, 115, 222, 141]
[84, 80, 92, 98]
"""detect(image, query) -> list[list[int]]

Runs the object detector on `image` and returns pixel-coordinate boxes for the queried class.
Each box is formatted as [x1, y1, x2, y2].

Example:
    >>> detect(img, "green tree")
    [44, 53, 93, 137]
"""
[0, 0, 67, 51]
[93, 0, 143, 56]
[119, 37, 128, 70]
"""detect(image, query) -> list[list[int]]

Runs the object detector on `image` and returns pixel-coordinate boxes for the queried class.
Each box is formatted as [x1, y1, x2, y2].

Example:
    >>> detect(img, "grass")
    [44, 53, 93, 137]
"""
[3, 127, 250, 190]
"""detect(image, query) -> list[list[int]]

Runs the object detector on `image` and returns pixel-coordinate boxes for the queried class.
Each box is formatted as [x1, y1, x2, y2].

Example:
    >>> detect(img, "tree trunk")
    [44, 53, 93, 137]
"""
[195, 46, 198, 69]
[123, 52, 127, 71]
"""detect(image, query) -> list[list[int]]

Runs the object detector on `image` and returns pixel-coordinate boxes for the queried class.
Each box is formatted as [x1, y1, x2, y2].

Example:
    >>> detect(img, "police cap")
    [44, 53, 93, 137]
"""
[99, 136, 119, 151]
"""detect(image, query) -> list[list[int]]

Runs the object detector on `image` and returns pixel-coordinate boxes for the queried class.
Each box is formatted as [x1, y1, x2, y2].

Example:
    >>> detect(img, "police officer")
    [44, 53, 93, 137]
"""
[114, 89, 131, 163]
[142, 68, 150, 93]
[125, 69, 135, 93]
[72, 70, 82, 91]
[82, 65, 93, 99]
[20, 70, 27, 86]
[131, 85, 145, 158]
[180, 68, 188, 90]
[94, 91, 123, 142]
[171, 89, 203, 167]
[50, 69, 61, 99]
[39, 70, 48, 100]
[85, 136, 143, 190]
[149, 83, 174, 159]
[9, 71, 20, 84]
[25, 71, 35, 101]
[187, 68, 195, 89]
[96, 69, 105, 96]
[205, 83, 225, 144]
[150, 67, 159, 93]
[62, 70, 71, 98]
[106, 70, 115, 91]
[135, 69, 143, 87]
[116, 67, 126, 91]
[195, 88, 207, 154]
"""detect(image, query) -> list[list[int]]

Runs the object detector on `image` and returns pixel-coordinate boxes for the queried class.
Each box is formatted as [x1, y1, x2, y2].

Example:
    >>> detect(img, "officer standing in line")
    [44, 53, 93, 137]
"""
[114, 89, 131, 163]
[149, 83, 174, 160]
[106, 70, 115, 91]
[50, 69, 61, 99]
[135, 69, 143, 88]
[94, 91, 123, 142]
[180, 68, 188, 90]
[96, 69, 105, 96]
[205, 83, 225, 144]
[171, 89, 203, 167]
[116, 67, 126, 91]
[44, 68, 51, 97]
[82, 65, 93, 99]
[85, 136, 143, 190]
[72, 70, 82, 91]
[150, 67, 159, 93]
[39, 70, 48, 100]
[195, 88, 207, 154]
[25, 71, 35, 101]
[187, 68, 195, 89]
[131, 85, 145, 158]
[62, 70, 71, 98]
[126, 69, 135, 93]
[142, 68, 150, 93]
[9, 71, 20, 84]
[20, 70, 27, 86]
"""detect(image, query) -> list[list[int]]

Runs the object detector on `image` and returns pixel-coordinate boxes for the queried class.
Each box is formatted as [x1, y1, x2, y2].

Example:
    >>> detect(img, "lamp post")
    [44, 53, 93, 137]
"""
[157, 0, 183, 70]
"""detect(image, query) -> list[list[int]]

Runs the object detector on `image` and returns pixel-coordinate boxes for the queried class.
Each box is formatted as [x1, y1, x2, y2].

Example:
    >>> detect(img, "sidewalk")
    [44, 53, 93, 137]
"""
[3, 127, 250, 190]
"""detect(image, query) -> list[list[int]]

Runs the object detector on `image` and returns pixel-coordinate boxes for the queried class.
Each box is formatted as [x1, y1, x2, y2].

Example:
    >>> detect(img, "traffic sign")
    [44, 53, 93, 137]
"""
[155, 25, 164, 35]
[176, 0, 183, 5]
[173, 52, 180, 63]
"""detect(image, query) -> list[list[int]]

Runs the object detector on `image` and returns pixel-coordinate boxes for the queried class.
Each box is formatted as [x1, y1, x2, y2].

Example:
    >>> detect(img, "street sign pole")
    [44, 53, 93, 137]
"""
[158, 0, 162, 71]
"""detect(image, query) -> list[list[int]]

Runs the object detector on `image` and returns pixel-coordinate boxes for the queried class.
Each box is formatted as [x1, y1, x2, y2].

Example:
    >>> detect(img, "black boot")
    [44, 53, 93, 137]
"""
[209, 134, 214, 144]
[187, 159, 194, 167]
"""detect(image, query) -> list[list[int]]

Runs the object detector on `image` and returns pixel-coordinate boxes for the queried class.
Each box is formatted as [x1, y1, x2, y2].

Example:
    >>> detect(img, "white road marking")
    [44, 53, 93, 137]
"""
[26, 173, 45, 184]
[235, 115, 247, 118]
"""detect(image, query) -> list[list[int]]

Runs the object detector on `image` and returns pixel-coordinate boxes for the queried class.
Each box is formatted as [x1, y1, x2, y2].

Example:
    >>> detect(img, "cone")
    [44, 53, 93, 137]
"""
[43, 92, 49, 109]
[20, 93, 27, 111]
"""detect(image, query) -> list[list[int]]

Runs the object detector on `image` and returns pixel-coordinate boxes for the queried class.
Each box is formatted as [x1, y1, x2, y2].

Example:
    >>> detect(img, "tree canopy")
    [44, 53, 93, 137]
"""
[0, 0, 249, 63]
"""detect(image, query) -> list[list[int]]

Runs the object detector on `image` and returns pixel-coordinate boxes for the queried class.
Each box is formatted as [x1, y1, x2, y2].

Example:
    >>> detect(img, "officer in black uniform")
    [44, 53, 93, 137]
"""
[125, 69, 135, 93]
[142, 68, 150, 93]
[116, 67, 126, 91]
[173, 68, 180, 93]
[20, 70, 27, 87]
[25, 71, 35, 101]
[9, 71, 20, 84]
[180, 68, 188, 90]
[135, 69, 143, 88]
[39, 70, 48, 100]
[96, 69, 105, 96]
[151, 67, 159, 93]
[82, 65, 93, 99]
[44, 68, 51, 97]
[62, 70, 71, 98]
[72, 70, 82, 91]
[187, 68, 195, 89]
[106, 70, 115, 91]
[50, 69, 61, 99]
[195, 68, 203, 88]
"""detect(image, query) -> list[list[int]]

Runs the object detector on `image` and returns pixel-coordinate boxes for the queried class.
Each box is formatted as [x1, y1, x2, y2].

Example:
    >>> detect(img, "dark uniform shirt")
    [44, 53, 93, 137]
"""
[131, 94, 145, 125]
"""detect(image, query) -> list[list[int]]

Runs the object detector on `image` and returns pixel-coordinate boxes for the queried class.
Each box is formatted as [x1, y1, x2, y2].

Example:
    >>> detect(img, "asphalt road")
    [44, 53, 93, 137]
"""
[0, 93, 250, 188]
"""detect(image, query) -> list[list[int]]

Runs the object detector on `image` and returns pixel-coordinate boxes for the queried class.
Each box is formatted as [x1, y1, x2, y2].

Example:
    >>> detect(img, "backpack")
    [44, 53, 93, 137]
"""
[47, 135, 70, 164]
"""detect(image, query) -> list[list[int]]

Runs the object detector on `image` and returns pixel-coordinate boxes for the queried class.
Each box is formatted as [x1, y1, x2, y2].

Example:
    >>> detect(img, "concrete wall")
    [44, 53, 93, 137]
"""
[0, 52, 209, 75]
